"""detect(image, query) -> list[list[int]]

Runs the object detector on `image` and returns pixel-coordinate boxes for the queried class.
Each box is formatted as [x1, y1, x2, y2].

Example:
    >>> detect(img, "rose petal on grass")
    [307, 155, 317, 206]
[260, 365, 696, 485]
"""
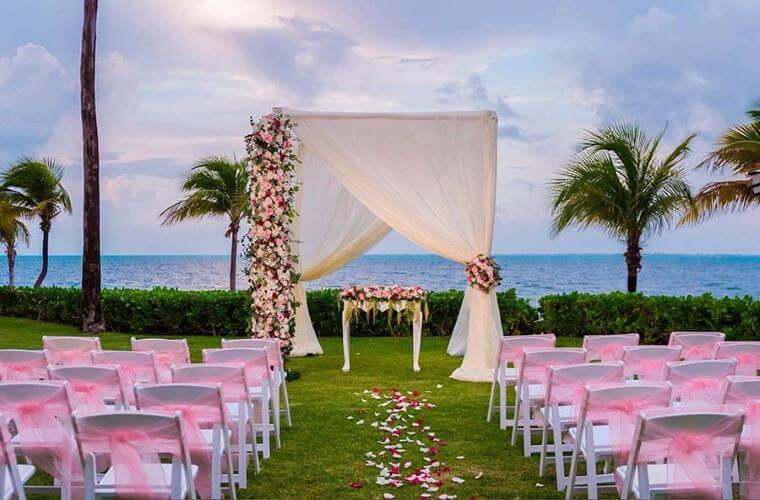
[475, 471, 483, 479]
[349, 481, 364, 488]
[456, 456, 465, 460]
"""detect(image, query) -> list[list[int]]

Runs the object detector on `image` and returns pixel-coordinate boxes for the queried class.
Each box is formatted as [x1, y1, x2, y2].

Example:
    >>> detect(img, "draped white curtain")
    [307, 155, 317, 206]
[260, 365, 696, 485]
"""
[287, 109, 502, 381]
[291, 147, 391, 356]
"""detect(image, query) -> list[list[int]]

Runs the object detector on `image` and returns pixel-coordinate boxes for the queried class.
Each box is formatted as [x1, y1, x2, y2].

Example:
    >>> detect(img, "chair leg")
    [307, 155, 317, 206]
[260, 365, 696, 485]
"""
[224, 428, 238, 500]
[487, 374, 496, 422]
[538, 409, 550, 476]
[510, 383, 522, 446]
[258, 397, 271, 459]
[271, 384, 281, 449]
[281, 370, 292, 428]
[522, 388, 532, 457]
[499, 377, 509, 430]
[565, 424, 584, 500]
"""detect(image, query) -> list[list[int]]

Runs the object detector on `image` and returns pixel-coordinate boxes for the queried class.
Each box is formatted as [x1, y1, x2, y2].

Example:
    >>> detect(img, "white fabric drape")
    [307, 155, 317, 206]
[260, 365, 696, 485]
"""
[291, 146, 391, 357]
[287, 109, 502, 381]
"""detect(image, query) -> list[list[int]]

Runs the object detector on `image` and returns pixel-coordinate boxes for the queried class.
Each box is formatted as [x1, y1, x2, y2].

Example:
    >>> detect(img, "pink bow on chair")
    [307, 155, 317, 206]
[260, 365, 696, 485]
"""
[684, 344, 714, 360]
[598, 344, 624, 362]
[735, 353, 760, 376]
[678, 378, 723, 405]
[70, 381, 107, 410]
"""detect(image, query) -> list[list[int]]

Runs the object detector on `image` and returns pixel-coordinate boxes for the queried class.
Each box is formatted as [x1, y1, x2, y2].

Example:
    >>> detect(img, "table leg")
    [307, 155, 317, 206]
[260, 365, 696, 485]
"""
[412, 308, 422, 372]
[342, 307, 351, 372]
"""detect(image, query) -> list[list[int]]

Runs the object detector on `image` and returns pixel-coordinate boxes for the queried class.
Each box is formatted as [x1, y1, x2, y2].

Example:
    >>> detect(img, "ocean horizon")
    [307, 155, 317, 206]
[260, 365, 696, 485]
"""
[3, 253, 759, 302]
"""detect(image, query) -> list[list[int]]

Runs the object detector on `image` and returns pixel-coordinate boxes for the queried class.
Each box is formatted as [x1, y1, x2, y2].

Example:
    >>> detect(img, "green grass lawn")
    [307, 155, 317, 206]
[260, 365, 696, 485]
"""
[0, 316, 585, 499]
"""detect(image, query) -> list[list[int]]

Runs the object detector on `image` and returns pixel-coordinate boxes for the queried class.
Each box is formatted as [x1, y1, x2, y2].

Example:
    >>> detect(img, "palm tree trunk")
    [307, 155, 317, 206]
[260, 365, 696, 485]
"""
[7, 246, 15, 289]
[34, 222, 50, 288]
[80, 0, 104, 332]
[624, 237, 642, 293]
[229, 227, 239, 291]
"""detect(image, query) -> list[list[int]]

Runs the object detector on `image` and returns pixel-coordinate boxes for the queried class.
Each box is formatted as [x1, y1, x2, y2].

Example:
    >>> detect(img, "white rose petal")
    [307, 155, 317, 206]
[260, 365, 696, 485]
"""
[475, 471, 483, 479]
[452, 477, 464, 484]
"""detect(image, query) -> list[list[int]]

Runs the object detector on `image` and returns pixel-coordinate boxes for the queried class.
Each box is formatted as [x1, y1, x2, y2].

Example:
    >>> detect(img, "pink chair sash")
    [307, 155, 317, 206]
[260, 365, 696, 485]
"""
[586, 337, 638, 362]
[672, 376, 726, 406]
[154, 350, 189, 382]
[0, 361, 47, 381]
[586, 387, 671, 463]
[138, 391, 230, 498]
[174, 367, 248, 402]
[546, 367, 622, 420]
[623, 349, 679, 381]
[520, 352, 585, 385]
[0, 390, 79, 497]
[734, 353, 760, 376]
[633, 410, 741, 499]
[77, 420, 182, 499]
[46, 345, 94, 365]
[683, 343, 716, 360]
[724, 387, 760, 497]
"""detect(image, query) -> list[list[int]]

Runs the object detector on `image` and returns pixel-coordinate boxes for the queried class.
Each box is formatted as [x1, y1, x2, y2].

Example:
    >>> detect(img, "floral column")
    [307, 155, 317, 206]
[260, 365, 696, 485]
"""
[245, 112, 300, 354]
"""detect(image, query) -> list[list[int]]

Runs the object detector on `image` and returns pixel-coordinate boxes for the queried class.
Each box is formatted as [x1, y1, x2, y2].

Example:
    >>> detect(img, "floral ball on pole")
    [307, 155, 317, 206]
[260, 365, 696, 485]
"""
[465, 254, 502, 292]
[244, 111, 300, 354]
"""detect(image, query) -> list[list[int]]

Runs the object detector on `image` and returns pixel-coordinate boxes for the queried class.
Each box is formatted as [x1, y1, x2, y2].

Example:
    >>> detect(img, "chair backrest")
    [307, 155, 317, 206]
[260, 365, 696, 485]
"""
[715, 341, 760, 376]
[665, 359, 736, 405]
[583, 333, 640, 362]
[172, 363, 249, 402]
[723, 375, 760, 404]
[580, 382, 672, 462]
[496, 334, 556, 364]
[0, 413, 27, 500]
[545, 362, 624, 409]
[131, 338, 190, 382]
[518, 348, 586, 384]
[42, 336, 101, 365]
[621, 346, 682, 381]
[92, 350, 160, 405]
[668, 331, 725, 360]
[0, 382, 77, 496]
[73, 411, 195, 499]
[621, 408, 743, 499]
[0, 349, 48, 381]
[222, 338, 284, 370]
[48, 365, 127, 411]
[203, 348, 270, 387]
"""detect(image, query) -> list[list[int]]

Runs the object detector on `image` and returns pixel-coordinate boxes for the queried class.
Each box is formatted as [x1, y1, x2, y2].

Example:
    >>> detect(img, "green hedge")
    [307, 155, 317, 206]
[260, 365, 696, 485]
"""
[0, 286, 756, 341]
[0, 286, 536, 337]
[538, 292, 760, 343]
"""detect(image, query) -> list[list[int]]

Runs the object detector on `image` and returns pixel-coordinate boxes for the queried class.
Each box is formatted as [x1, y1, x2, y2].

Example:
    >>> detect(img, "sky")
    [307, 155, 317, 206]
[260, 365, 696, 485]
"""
[0, 0, 758, 256]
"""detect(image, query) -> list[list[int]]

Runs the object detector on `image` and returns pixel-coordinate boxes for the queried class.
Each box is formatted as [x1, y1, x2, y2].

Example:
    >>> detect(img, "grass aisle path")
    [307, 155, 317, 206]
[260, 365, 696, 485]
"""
[0, 316, 579, 499]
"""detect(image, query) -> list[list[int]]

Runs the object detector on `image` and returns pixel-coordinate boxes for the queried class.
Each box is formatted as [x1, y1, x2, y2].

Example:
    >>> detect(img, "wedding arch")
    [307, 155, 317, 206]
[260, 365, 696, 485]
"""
[246, 109, 503, 382]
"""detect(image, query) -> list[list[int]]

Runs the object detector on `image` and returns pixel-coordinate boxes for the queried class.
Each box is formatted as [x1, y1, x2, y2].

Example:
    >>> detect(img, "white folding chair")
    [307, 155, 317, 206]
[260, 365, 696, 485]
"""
[222, 338, 292, 427]
[0, 413, 34, 500]
[511, 348, 587, 457]
[621, 346, 682, 381]
[0, 382, 76, 499]
[715, 341, 760, 376]
[72, 411, 198, 500]
[48, 365, 128, 411]
[131, 337, 190, 383]
[668, 331, 725, 360]
[42, 336, 101, 365]
[91, 350, 160, 408]
[583, 334, 640, 362]
[487, 334, 556, 429]
[538, 362, 624, 492]
[172, 363, 260, 486]
[203, 347, 279, 452]
[136, 383, 237, 500]
[665, 359, 736, 406]
[0, 350, 48, 381]
[565, 382, 672, 500]
[615, 409, 743, 499]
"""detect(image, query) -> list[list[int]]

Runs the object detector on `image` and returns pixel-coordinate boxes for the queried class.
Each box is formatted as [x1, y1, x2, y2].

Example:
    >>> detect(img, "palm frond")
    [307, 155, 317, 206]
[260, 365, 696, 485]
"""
[679, 180, 758, 225]
[1, 157, 72, 220]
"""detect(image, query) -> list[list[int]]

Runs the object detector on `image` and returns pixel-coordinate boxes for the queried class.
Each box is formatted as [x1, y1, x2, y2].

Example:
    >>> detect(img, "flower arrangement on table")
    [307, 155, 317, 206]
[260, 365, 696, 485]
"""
[340, 285, 429, 324]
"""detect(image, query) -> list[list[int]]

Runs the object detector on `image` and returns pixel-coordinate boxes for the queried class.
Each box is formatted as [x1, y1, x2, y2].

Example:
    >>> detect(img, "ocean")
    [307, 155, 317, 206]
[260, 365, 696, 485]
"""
[2, 254, 759, 303]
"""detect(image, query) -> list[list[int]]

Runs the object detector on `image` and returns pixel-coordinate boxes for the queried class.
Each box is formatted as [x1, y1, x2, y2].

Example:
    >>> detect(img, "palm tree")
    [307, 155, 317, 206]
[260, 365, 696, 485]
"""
[0, 198, 30, 288]
[681, 100, 760, 224]
[80, 0, 105, 332]
[161, 156, 249, 291]
[1, 157, 72, 288]
[548, 123, 695, 292]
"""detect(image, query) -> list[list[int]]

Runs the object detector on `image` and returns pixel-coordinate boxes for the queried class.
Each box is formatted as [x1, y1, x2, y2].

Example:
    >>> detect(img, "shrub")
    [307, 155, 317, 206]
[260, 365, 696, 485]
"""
[0, 286, 536, 337]
[0, 286, 756, 341]
[538, 292, 760, 342]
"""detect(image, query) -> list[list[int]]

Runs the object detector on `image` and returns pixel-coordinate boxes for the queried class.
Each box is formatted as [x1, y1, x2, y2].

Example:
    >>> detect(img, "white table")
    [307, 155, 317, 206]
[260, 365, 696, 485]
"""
[341, 299, 424, 373]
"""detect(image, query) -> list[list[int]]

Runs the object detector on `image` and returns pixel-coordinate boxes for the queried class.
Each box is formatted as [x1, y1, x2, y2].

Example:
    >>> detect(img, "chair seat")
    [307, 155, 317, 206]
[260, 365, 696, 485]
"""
[3, 464, 34, 500]
[538, 405, 577, 427]
[614, 463, 721, 498]
[97, 463, 198, 498]
[567, 425, 614, 457]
